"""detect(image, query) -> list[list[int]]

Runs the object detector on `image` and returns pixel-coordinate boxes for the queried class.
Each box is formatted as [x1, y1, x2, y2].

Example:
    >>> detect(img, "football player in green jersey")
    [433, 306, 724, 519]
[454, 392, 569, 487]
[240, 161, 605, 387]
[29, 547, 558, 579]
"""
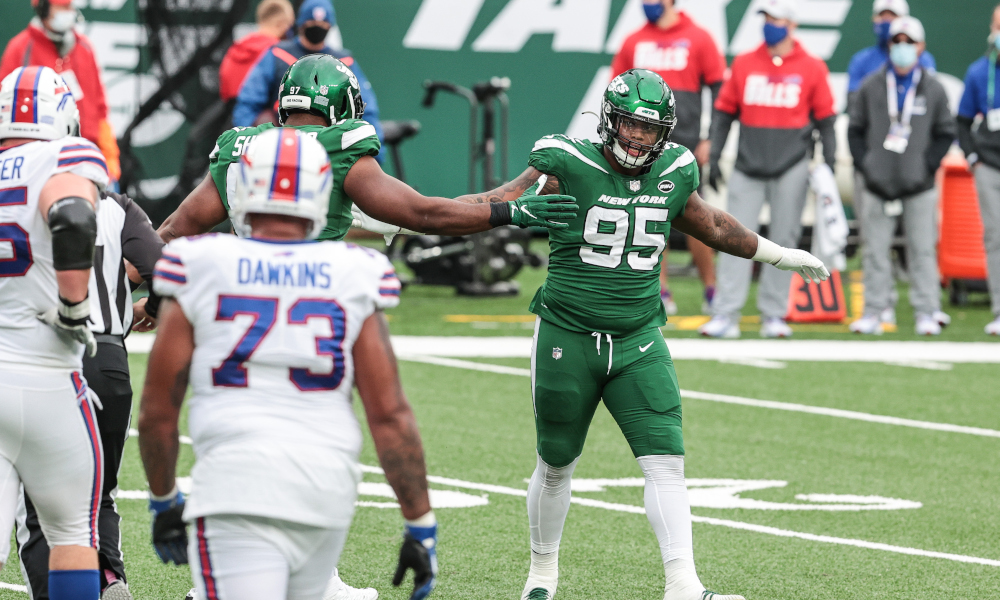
[157, 54, 578, 244]
[514, 70, 828, 600]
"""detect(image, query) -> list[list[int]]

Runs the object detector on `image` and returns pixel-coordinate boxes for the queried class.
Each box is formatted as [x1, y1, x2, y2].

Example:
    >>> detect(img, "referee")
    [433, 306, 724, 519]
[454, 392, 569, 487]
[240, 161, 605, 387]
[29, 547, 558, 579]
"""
[16, 192, 164, 600]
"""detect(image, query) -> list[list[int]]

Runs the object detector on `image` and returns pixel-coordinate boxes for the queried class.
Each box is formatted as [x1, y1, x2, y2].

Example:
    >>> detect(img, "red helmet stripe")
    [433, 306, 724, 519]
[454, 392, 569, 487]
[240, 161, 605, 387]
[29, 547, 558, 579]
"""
[12, 67, 43, 125]
[269, 129, 301, 202]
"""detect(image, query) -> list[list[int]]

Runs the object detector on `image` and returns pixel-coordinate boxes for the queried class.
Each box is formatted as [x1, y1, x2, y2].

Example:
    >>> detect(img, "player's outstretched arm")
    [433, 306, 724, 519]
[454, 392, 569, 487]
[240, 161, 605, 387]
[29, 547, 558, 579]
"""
[157, 173, 229, 243]
[137, 298, 194, 565]
[344, 157, 577, 235]
[674, 192, 830, 283]
[354, 311, 437, 600]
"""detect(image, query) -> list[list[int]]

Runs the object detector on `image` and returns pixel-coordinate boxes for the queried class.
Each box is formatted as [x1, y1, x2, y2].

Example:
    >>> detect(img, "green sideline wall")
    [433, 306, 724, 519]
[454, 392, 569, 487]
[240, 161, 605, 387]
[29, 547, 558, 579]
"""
[0, 0, 996, 206]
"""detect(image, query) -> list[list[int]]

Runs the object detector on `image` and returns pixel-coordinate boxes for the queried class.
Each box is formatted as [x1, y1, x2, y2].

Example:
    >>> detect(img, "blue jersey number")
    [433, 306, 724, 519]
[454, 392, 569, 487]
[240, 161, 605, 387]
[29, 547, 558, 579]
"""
[212, 295, 347, 390]
[0, 223, 33, 277]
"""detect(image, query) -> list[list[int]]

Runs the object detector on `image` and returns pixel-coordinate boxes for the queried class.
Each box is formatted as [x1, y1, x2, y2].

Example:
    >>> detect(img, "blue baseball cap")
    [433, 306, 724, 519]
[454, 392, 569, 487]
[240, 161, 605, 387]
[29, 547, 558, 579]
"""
[296, 0, 335, 28]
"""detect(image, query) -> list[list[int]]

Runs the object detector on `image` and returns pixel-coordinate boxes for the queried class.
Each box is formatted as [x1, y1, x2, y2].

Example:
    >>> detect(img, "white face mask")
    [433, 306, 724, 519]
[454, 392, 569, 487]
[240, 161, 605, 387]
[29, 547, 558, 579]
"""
[47, 10, 78, 34]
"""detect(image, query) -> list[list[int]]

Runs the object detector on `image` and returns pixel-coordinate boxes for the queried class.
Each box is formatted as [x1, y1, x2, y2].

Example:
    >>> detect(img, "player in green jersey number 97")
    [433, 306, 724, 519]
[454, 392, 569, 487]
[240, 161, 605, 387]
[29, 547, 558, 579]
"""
[515, 69, 829, 600]
[157, 54, 579, 244]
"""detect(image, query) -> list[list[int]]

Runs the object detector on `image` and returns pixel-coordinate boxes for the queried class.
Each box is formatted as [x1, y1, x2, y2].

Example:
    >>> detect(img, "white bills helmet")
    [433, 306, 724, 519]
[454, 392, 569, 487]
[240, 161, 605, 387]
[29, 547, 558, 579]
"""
[233, 128, 332, 239]
[0, 66, 79, 141]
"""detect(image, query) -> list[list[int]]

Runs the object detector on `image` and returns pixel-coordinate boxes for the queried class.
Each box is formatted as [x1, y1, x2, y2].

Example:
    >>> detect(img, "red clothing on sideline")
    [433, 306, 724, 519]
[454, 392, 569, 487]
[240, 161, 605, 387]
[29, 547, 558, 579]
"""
[612, 13, 725, 94]
[219, 32, 280, 102]
[611, 12, 725, 149]
[1, 24, 109, 147]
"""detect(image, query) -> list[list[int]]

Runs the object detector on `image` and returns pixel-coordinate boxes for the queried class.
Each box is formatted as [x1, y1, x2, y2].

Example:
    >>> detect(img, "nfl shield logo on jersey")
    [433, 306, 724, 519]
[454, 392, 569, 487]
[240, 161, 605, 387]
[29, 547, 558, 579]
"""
[552, 347, 562, 360]
[629, 180, 641, 192]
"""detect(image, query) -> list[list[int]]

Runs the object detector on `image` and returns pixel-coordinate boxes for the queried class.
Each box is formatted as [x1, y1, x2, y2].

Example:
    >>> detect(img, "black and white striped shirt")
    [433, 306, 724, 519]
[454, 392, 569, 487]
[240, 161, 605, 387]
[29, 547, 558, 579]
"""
[88, 192, 164, 336]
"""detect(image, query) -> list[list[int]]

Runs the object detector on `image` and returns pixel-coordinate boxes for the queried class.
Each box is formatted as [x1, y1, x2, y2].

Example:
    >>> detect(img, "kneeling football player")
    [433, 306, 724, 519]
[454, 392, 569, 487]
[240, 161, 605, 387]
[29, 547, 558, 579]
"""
[514, 69, 830, 600]
[138, 128, 437, 600]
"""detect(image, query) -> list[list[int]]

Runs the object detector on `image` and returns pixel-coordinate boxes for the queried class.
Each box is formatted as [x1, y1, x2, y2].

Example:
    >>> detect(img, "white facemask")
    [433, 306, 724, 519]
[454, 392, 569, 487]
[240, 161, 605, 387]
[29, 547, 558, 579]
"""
[47, 10, 78, 34]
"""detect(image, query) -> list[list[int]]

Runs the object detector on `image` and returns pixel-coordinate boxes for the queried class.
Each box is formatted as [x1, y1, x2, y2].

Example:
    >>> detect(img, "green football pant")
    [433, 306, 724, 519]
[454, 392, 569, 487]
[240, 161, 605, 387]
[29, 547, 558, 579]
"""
[530, 318, 683, 468]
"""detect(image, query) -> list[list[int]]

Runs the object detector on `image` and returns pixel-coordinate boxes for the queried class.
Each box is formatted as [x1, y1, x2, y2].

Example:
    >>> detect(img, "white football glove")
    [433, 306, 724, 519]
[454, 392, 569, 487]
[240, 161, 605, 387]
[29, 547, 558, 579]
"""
[37, 296, 97, 357]
[753, 235, 830, 284]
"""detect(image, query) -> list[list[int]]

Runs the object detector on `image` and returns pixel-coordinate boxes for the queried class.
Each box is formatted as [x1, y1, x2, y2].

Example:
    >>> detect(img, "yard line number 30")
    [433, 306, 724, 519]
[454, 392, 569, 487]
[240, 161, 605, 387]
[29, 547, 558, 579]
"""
[579, 206, 670, 270]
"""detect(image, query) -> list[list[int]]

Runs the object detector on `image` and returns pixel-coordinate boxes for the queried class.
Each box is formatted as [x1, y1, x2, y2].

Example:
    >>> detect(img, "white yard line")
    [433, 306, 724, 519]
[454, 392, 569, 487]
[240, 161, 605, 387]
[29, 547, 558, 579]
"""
[125, 333, 1000, 364]
[360, 464, 1000, 568]
[0, 583, 26, 592]
[395, 355, 1000, 439]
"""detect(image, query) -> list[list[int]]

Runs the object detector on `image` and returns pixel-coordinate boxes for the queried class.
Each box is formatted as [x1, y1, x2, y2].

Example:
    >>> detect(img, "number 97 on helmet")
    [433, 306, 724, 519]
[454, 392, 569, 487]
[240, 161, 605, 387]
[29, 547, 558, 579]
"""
[232, 128, 333, 240]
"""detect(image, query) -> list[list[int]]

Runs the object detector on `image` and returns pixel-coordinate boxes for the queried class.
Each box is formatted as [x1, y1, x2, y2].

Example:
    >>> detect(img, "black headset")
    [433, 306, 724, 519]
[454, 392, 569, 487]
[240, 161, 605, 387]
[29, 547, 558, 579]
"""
[34, 0, 52, 20]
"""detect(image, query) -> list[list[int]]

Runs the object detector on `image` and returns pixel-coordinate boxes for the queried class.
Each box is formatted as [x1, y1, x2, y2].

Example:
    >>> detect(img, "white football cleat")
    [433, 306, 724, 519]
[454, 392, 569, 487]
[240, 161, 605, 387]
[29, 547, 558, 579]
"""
[879, 307, 896, 325]
[985, 316, 1000, 335]
[184, 589, 196, 600]
[760, 317, 792, 338]
[699, 315, 740, 338]
[101, 581, 133, 600]
[849, 315, 884, 335]
[915, 314, 942, 336]
[933, 310, 951, 327]
[522, 586, 554, 600]
[324, 570, 378, 600]
[698, 592, 746, 600]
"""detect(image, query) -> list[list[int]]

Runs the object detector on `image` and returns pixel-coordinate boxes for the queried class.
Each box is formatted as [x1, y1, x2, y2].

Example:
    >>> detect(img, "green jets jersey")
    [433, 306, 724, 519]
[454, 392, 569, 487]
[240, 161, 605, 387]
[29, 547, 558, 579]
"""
[208, 119, 380, 241]
[527, 135, 699, 336]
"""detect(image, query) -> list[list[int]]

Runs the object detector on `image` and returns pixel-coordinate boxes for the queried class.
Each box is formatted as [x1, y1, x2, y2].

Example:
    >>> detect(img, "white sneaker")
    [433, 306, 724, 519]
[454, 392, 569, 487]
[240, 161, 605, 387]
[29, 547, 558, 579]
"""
[915, 314, 942, 336]
[849, 315, 884, 335]
[985, 316, 1000, 335]
[661, 291, 678, 316]
[324, 570, 379, 600]
[879, 307, 896, 325]
[933, 310, 951, 327]
[699, 315, 740, 338]
[760, 317, 792, 338]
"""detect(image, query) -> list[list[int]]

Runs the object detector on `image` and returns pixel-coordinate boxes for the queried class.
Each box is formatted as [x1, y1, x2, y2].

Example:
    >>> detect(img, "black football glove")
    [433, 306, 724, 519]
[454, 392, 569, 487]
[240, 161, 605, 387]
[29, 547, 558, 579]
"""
[150, 490, 188, 565]
[707, 162, 724, 192]
[37, 295, 96, 357]
[393, 523, 437, 600]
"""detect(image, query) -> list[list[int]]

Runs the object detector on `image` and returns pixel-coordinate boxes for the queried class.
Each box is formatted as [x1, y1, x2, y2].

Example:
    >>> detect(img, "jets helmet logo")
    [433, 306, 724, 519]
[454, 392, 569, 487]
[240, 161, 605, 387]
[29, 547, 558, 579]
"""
[552, 347, 562, 360]
[629, 180, 641, 192]
[658, 180, 675, 193]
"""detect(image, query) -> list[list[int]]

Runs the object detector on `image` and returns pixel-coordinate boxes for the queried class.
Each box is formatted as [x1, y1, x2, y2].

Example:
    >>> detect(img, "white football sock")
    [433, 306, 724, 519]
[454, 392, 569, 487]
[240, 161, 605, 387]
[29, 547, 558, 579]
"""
[523, 454, 578, 597]
[637, 455, 706, 600]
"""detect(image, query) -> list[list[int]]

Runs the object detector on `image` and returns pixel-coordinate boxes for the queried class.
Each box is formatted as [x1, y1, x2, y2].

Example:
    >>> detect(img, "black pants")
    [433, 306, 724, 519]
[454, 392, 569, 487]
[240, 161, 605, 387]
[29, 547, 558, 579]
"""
[17, 340, 133, 598]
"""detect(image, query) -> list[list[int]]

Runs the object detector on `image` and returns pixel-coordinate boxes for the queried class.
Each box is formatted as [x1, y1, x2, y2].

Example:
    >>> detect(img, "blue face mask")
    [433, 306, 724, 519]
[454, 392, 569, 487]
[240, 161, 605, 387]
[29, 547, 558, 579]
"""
[763, 22, 789, 46]
[890, 42, 919, 69]
[643, 2, 665, 24]
[874, 21, 892, 47]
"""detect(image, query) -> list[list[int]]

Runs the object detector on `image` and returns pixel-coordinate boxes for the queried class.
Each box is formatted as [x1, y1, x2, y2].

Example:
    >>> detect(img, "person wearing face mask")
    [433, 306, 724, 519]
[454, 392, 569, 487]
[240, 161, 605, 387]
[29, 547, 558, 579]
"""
[847, 16, 955, 336]
[611, 0, 726, 316]
[700, 0, 837, 339]
[0, 0, 121, 186]
[218, 0, 295, 103]
[956, 3, 1000, 336]
[845, 0, 937, 329]
[231, 0, 384, 159]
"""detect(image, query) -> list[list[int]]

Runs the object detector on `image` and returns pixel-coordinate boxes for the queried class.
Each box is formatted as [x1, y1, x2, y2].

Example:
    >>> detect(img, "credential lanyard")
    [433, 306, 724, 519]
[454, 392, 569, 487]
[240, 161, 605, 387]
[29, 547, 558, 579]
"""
[886, 67, 922, 127]
[989, 50, 997, 110]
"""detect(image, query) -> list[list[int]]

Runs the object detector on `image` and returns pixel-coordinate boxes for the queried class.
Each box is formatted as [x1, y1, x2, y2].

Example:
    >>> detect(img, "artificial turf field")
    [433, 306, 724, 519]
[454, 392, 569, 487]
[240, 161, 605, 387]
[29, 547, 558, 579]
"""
[1, 251, 998, 599]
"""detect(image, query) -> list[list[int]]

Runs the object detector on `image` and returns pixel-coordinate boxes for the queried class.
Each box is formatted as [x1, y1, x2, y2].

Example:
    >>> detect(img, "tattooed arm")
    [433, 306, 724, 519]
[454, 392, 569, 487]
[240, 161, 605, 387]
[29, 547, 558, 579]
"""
[353, 311, 431, 520]
[672, 191, 759, 258]
[452, 167, 558, 203]
[138, 299, 193, 497]
[674, 192, 830, 282]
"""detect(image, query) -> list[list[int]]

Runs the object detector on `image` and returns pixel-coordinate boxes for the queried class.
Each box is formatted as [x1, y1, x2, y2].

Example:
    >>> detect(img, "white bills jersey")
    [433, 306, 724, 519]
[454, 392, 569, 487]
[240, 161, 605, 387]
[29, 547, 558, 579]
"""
[0, 137, 109, 370]
[152, 234, 401, 527]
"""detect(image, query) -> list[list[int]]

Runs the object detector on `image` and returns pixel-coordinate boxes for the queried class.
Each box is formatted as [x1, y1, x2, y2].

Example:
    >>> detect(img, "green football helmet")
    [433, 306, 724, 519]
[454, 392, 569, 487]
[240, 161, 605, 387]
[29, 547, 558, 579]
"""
[277, 54, 366, 126]
[598, 69, 677, 170]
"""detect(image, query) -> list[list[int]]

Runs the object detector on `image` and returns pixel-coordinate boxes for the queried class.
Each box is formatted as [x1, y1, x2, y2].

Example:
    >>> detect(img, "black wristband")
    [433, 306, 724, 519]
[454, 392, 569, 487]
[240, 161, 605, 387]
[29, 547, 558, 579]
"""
[488, 202, 511, 227]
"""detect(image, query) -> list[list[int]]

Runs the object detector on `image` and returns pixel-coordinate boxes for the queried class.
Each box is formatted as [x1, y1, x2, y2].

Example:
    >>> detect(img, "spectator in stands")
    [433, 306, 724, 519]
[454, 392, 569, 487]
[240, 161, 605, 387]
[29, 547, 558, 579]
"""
[612, 0, 725, 316]
[957, 3, 1000, 336]
[848, 16, 954, 336]
[1, 0, 120, 184]
[232, 0, 383, 154]
[700, 0, 837, 339]
[846, 0, 937, 329]
[218, 0, 295, 103]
